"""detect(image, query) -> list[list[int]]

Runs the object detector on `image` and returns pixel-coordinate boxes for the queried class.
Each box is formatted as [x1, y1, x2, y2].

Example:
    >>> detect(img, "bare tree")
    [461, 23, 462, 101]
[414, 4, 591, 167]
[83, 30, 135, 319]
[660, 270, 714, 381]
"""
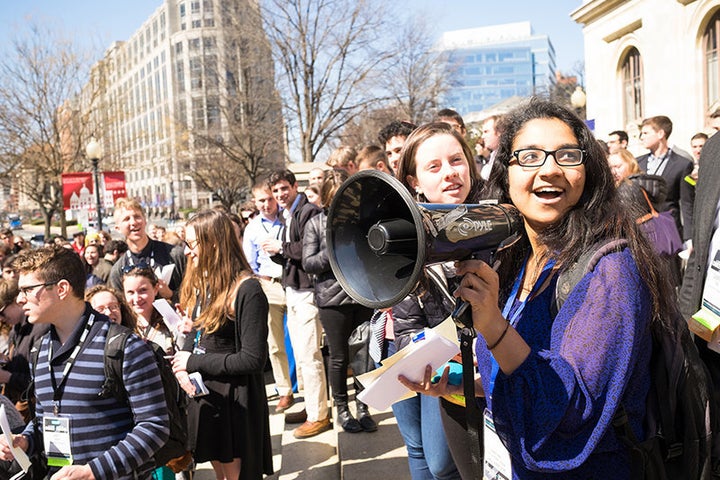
[261, 0, 397, 163]
[192, 149, 252, 212]
[380, 16, 453, 125]
[179, 0, 284, 210]
[0, 22, 99, 238]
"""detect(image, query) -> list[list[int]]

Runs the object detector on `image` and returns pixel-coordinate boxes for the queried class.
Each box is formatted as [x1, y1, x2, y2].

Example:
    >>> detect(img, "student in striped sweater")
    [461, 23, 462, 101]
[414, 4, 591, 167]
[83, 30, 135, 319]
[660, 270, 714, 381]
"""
[0, 246, 169, 480]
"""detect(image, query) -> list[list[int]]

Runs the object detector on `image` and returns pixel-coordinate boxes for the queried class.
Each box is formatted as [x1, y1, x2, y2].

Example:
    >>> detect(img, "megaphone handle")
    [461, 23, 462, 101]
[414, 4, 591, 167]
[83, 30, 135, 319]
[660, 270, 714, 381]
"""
[452, 249, 498, 327]
[452, 299, 471, 327]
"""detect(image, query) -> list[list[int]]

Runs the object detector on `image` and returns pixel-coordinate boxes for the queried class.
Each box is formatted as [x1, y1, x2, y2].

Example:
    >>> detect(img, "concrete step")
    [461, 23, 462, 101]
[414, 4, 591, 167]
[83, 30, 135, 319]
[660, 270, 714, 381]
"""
[193, 380, 412, 479]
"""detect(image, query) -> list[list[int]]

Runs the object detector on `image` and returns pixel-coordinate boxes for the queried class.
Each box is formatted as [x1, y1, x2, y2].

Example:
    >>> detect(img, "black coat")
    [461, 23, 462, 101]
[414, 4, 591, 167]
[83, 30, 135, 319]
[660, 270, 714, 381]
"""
[637, 150, 693, 237]
[392, 267, 456, 351]
[679, 133, 720, 318]
[273, 193, 321, 291]
[302, 212, 355, 308]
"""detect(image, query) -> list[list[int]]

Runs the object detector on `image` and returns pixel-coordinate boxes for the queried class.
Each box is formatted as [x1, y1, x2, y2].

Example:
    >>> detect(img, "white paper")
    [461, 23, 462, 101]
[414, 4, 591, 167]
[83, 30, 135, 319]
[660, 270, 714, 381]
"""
[357, 324, 460, 411]
[0, 405, 31, 472]
[153, 299, 183, 332]
[154, 264, 175, 285]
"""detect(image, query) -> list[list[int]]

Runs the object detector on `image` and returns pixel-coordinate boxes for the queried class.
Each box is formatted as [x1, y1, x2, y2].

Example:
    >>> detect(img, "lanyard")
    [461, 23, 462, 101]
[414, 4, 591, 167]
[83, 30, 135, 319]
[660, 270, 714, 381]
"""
[649, 151, 670, 176]
[193, 330, 202, 350]
[486, 258, 556, 410]
[260, 216, 282, 239]
[48, 314, 96, 415]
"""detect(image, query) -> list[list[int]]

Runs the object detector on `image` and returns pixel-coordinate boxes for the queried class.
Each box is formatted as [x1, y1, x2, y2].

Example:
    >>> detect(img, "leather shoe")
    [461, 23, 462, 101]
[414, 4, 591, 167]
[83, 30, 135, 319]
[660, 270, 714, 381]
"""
[275, 394, 295, 413]
[293, 417, 332, 439]
[356, 401, 377, 432]
[337, 408, 362, 433]
[284, 409, 307, 424]
[358, 412, 377, 432]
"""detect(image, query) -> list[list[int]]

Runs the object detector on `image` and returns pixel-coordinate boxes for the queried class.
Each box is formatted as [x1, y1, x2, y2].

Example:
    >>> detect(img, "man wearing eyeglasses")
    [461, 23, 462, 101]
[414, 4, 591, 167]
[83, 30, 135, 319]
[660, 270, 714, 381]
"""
[107, 198, 186, 302]
[0, 246, 169, 480]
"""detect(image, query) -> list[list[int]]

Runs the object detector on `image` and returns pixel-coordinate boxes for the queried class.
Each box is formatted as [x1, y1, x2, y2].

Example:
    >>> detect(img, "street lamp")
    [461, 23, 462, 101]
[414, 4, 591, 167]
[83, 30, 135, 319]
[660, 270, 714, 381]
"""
[570, 85, 587, 109]
[85, 137, 104, 231]
[570, 85, 587, 120]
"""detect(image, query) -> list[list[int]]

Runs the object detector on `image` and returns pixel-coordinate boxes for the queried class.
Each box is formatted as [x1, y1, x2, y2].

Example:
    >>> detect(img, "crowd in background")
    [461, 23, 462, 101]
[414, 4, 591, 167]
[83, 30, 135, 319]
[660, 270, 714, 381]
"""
[0, 97, 716, 480]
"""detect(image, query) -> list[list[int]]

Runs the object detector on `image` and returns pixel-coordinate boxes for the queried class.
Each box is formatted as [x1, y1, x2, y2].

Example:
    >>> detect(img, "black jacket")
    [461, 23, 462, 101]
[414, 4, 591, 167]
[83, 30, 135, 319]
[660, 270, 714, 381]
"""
[392, 267, 456, 350]
[273, 193, 322, 291]
[302, 212, 356, 308]
[637, 150, 693, 238]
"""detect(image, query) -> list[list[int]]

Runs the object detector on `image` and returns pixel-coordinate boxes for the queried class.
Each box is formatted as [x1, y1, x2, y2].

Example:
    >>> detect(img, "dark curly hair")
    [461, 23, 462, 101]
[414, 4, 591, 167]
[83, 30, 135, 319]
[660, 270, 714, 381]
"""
[484, 97, 675, 328]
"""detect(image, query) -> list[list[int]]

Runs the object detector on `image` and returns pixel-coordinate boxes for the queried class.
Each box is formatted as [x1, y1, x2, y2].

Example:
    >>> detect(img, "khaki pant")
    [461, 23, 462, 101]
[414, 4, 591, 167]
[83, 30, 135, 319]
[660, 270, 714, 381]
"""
[259, 278, 292, 397]
[285, 287, 328, 422]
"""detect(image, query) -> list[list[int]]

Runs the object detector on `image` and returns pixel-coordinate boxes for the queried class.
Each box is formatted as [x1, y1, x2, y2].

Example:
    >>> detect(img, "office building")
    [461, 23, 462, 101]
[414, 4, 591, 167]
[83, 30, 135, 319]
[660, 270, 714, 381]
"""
[81, 0, 283, 218]
[437, 21, 557, 117]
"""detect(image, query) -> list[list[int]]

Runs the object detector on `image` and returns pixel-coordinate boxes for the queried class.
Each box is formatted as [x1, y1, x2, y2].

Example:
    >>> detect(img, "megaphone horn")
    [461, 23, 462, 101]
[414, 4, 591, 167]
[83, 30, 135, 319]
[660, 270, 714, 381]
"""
[326, 170, 522, 309]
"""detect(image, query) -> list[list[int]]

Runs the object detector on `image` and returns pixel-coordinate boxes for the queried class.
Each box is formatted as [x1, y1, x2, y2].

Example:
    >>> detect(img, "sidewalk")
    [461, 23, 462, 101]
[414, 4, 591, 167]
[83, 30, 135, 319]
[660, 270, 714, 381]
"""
[194, 378, 411, 480]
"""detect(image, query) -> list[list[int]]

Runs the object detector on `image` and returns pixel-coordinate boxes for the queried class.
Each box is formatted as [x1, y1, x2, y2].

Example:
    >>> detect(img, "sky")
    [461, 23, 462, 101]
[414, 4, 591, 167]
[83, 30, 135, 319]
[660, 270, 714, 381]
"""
[0, 0, 585, 73]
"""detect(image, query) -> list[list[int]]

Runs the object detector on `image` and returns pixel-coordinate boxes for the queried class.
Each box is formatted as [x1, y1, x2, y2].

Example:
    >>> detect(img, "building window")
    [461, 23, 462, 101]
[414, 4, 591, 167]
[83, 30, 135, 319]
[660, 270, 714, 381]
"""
[180, 3, 186, 17]
[206, 54, 218, 88]
[191, 1, 201, 14]
[190, 58, 202, 89]
[175, 60, 185, 93]
[704, 11, 720, 110]
[621, 47, 643, 126]
[207, 96, 220, 127]
[203, 36, 216, 49]
[192, 20, 202, 28]
[193, 98, 205, 129]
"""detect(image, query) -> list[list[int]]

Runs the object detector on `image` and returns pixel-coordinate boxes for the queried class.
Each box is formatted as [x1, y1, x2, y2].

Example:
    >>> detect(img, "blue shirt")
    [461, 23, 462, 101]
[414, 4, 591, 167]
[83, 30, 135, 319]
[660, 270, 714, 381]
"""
[242, 214, 283, 278]
[476, 249, 652, 478]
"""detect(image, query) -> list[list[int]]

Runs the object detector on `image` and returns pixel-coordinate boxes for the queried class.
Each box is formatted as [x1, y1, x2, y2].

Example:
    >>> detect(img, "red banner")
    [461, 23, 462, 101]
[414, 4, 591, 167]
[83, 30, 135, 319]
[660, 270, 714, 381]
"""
[61, 171, 126, 211]
[61, 172, 94, 211]
[102, 171, 126, 208]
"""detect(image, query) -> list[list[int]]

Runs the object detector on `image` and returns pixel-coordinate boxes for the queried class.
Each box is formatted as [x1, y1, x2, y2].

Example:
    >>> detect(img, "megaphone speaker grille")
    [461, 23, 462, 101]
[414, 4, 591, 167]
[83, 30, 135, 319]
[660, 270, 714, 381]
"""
[327, 170, 426, 309]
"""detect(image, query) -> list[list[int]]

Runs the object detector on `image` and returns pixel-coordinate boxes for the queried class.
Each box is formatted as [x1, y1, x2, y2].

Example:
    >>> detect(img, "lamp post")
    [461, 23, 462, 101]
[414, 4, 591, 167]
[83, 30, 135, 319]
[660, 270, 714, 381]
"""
[85, 137, 104, 231]
[570, 85, 587, 119]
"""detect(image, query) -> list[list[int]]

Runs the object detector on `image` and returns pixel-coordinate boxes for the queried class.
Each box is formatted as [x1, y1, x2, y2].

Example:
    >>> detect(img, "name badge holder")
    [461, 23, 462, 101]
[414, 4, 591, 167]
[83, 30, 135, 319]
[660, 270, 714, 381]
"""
[43, 416, 73, 467]
[483, 409, 512, 480]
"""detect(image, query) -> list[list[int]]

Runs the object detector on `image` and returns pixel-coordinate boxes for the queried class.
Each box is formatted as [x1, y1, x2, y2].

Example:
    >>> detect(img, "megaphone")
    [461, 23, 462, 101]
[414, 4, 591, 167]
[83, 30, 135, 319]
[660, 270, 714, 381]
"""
[326, 169, 523, 310]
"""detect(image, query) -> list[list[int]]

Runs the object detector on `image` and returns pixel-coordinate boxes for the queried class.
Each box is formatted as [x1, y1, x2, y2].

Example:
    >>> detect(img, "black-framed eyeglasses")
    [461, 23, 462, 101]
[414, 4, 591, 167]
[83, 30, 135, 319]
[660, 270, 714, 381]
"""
[511, 148, 586, 168]
[17, 282, 59, 297]
[122, 262, 151, 274]
[184, 239, 198, 250]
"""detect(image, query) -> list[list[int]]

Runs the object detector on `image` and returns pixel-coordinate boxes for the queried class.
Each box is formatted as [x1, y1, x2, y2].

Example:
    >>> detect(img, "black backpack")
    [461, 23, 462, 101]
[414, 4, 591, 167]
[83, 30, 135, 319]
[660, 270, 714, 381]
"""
[555, 239, 718, 479]
[97, 322, 190, 469]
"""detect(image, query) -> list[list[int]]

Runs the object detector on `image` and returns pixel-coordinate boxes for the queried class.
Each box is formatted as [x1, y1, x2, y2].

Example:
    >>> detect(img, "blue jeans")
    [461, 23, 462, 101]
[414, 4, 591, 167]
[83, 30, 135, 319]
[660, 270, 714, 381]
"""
[392, 394, 461, 480]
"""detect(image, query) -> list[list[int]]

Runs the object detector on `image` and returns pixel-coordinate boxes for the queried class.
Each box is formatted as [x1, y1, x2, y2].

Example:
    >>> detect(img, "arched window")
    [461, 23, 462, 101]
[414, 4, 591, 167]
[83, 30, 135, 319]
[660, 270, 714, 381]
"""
[703, 11, 720, 109]
[621, 47, 643, 126]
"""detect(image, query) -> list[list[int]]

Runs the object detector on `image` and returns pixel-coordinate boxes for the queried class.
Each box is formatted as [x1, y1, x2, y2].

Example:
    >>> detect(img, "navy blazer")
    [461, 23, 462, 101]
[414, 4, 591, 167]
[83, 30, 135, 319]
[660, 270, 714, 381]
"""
[637, 149, 693, 238]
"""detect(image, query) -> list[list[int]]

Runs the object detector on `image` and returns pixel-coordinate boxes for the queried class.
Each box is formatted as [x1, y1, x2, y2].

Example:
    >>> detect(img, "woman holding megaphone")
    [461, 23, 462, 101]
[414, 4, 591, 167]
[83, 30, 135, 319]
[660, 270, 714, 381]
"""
[402, 99, 675, 478]
[391, 121, 485, 480]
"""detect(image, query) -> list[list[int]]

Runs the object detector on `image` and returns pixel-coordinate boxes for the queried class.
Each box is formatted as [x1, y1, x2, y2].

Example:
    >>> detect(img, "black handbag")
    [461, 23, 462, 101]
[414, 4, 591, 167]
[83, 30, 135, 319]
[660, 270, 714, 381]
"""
[348, 321, 375, 376]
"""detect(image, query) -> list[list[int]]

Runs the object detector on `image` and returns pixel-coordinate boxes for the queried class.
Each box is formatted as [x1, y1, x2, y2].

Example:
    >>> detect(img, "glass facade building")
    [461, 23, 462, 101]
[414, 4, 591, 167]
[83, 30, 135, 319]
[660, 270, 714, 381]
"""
[438, 22, 556, 116]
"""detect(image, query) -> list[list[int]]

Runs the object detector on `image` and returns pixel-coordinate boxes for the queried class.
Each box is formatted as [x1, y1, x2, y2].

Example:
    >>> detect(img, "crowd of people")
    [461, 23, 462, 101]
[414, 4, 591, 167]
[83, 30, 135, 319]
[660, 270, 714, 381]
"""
[0, 96, 715, 480]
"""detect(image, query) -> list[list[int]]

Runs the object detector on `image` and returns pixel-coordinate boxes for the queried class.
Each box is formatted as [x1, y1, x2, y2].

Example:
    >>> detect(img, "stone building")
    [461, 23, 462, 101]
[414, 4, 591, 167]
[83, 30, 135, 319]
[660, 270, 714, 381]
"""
[572, 0, 720, 152]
